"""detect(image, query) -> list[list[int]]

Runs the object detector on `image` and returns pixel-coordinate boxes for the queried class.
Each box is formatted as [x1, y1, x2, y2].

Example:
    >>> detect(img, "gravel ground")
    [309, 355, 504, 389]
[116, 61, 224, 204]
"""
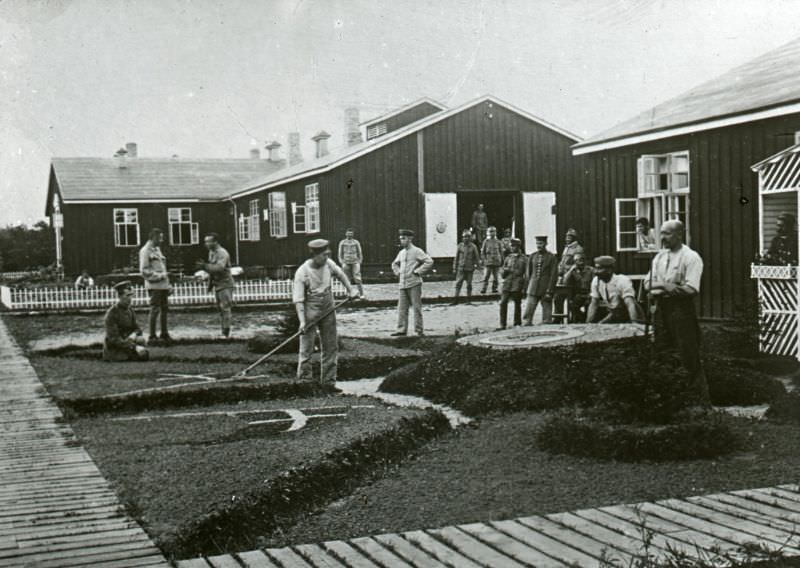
[70, 396, 423, 546]
[274, 412, 800, 547]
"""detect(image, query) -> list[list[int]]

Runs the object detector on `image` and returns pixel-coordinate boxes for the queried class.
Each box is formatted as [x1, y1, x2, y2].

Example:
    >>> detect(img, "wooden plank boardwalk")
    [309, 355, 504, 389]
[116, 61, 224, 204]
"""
[0, 319, 169, 568]
[176, 484, 800, 567]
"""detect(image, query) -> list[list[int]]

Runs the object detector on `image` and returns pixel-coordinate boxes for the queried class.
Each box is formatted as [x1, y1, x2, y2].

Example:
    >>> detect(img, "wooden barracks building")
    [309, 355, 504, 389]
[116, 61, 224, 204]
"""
[47, 95, 586, 278]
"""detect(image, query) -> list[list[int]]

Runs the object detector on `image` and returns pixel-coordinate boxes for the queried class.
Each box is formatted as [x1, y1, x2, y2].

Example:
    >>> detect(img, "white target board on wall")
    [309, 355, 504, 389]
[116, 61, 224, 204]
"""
[424, 193, 458, 257]
[522, 192, 557, 254]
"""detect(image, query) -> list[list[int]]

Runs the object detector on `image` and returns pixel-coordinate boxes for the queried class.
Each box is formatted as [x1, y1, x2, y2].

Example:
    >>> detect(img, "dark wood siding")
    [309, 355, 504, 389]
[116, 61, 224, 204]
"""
[381, 102, 443, 134]
[580, 111, 800, 318]
[235, 100, 584, 273]
[59, 201, 233, 277]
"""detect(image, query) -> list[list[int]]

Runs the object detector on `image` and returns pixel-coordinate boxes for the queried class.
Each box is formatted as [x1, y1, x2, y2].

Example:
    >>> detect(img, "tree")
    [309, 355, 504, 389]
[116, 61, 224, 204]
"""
[0, 222, 56, 272]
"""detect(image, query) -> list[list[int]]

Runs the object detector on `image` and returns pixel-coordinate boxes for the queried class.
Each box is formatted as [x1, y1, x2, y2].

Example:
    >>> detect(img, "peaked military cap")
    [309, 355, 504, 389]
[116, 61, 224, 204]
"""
[307, 238, 331, 252]
[594, 255, 616, 267]
[398, 229, 415, 237]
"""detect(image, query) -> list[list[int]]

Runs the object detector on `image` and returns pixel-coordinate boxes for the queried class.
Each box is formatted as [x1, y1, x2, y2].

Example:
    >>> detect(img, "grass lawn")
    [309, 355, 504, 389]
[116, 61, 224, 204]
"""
[274, 411, 800, 547]
[69, 395, 430, 555]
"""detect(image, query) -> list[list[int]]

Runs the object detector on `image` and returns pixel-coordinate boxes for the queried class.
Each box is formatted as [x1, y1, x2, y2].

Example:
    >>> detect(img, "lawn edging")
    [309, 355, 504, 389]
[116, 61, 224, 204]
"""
[164, 409, 451, 559]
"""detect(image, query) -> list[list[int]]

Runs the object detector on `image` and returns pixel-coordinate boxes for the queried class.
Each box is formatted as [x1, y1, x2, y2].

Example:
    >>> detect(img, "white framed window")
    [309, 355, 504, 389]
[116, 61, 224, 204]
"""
[113, 208, 140, 247]
[366, 122, 388, 140]
[616, 151, 691, 251]
[168, 207, 199, 246]
[238, 213, 250, 241]
[248, 199, 261, 241]
[268, 192, 287, 238]
[292, 202, 306, 233]
[305, 183, 320, 233]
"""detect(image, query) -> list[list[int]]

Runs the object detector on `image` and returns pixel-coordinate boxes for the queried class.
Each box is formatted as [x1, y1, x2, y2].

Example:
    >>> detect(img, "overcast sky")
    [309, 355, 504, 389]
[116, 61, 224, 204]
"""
[2, 0, 800, 226]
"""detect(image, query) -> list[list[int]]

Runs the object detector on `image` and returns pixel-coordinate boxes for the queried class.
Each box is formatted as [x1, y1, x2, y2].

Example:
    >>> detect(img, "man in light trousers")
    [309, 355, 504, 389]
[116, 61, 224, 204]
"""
[294, 239, 358, 384]
[391, 229, 433, 337]
[198, 233, 235, 338]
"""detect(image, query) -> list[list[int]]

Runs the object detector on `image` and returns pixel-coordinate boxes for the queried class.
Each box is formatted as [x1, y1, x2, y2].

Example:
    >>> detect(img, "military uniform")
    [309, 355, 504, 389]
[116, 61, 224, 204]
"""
[203, 244, 235, 336]
[338, 237, 364, 296]
[103, 283, 148, 362]
[499, 240, 527, 328]
[563, 265, 594, 323]
[522, 240, 558, 325]
[480, 236, 503, 293]
[453, 238, 481, 301]
[139, 239, 171, 341]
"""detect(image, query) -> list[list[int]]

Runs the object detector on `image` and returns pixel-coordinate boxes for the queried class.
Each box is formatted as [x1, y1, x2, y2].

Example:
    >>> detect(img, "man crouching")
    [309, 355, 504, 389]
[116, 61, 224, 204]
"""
[293, 239, 359, 384]
[103, 281, 149, 362]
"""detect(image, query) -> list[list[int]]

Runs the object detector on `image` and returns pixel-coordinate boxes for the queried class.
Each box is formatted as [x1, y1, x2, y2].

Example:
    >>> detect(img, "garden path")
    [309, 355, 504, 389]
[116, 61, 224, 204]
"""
[175, 484, 800, 567]
[0, 318, 169, 567]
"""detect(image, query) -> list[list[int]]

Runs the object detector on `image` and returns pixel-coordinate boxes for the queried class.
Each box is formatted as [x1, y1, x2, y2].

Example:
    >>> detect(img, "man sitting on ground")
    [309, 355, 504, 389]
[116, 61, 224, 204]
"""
[103, 281, 148, 362]
[586, 256, 639, 324]
[74, 269, 94, 290]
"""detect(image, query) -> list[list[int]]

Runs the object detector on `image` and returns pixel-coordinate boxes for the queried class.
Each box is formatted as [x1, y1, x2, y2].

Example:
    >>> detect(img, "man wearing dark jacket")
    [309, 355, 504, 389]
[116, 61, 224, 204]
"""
[498, 237, 527, 329]
[103, 281, 148, 362]
[452, 230, 481, 304]
[522, 235, 559, 325]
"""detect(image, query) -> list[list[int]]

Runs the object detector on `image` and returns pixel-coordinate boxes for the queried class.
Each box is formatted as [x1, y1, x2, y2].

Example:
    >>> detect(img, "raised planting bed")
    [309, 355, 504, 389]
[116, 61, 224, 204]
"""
[68, 397, 448, 559]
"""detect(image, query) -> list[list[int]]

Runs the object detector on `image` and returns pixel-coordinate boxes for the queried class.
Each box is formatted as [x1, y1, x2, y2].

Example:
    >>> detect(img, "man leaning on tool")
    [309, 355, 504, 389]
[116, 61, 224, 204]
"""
[294, 239, 359, 384]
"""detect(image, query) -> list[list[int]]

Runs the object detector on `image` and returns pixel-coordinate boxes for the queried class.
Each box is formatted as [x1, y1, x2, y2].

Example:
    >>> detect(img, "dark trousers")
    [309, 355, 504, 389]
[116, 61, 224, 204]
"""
[147, 289, 169, 338]
[500, 290, 523, 328]
[454, 269, 474, 297]
[569, 294, 590, 323]
[654, 297, 710, 404]
[481, 265, 500, 292]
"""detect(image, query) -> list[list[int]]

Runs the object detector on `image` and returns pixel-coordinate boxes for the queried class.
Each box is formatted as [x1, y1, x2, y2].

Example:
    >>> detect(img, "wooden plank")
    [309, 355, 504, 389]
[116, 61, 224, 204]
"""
[9, 541, 162, 566]
[266, 546, 314, 567]
[322, 541, 381, 568]
[373, 533, 447, 568]
[493, 518, 598, 566]
[350, 537, 413, 567]
[764, 487, 800, 503]
[738, 489, 800, 513]
[548, 511, 666, 559]
[431, 526, 524, 568]
[174, 559, 212, 568]
[206, 554, 243, 568]
[517, 514, 632, 563]
[402, 530, 482, 568]
[635, 502, 755, 549]
[659, 499, 800, 552]
[689, 495, 800, 534]
[237, 550, 280, 568]
[458, 522, 565, 567]
[292, 544, 346, 568]
[704, 493, 800, 524]
[600, 505, 717, 554]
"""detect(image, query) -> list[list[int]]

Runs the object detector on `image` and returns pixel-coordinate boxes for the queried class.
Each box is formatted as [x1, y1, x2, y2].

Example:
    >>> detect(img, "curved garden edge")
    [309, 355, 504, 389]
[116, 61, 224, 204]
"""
[162, 409, 450, 560]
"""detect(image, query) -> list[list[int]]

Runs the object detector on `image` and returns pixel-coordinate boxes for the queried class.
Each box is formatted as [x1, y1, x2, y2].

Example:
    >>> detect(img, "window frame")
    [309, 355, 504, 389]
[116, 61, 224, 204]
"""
[248, 199, 261, 241]
[366, 122, 388, 140]
[268, 192, 288, 238]
[615, 198, 639, 252]
[305, 183, 320, 234]
[292, 202, 306, 234]
[113, 208, 140, 247]
[167, 207, 199, 246]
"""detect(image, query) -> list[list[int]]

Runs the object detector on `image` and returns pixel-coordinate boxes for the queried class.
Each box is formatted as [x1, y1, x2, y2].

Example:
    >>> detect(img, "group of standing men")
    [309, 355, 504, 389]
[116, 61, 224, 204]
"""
[102, 229, 235, 362]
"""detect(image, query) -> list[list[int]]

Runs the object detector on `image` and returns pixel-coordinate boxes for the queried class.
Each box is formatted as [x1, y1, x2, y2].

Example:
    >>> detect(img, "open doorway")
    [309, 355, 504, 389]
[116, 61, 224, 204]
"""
[457, 191, 519, 241]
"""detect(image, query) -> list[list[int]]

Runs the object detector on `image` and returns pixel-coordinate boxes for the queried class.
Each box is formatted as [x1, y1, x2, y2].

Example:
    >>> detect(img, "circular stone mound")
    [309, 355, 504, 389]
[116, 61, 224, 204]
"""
[457, 323, 645, 350]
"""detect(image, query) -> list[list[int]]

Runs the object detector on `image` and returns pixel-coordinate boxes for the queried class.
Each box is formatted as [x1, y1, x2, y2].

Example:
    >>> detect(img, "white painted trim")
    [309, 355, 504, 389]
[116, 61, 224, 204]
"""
[360, 97, 446, 127]
[231, 95, 581, 200]
[573, 101, 800, 156]
[63, 198, 205, 204]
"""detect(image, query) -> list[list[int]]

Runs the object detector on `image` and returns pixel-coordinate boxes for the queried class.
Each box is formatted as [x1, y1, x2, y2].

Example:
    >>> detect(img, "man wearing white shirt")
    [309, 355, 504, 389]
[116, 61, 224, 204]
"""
[644, 220, 709, 405]
[586, 256, 639, 323]
[391, 229, 433, 337]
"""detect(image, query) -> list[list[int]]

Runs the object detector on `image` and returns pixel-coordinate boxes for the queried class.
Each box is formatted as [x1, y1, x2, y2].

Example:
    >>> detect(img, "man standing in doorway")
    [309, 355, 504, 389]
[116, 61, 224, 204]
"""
[480, 226, 503, 294]
[471, 204, 489, 244]
[644, 220, 710, 405]
[522, 236, 558, 325]
[197, 233, 235, 339]
[294, 239, 358, 384]
[338, 228, 365, 298]
[498, 237, 527, 329]
[139, 228, 171, 345]
[391, 229, 434, 337]
[452, 230, 481, 304]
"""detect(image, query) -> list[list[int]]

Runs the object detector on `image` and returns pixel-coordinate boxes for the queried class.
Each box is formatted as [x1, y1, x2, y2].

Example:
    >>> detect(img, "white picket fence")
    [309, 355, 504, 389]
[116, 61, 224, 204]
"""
[0, 279, 347, 311]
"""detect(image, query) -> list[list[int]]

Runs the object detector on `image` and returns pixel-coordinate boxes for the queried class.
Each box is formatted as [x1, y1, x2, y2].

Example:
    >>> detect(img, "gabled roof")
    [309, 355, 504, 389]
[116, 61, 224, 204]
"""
[574, 37, 800, 155]
[752, 141, 800, 171]
[230, 94, 581, 199]
[360, 97, 446, 127]
[51, 157, 286, 202]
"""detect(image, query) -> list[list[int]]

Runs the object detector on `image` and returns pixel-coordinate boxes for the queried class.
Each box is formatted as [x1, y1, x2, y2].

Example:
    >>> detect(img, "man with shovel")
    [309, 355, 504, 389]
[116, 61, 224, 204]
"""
[294, 238, 359, 385]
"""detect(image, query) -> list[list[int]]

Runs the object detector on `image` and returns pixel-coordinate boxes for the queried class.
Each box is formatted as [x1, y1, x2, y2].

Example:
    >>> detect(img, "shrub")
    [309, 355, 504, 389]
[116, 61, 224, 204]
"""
[535, 411, 740, 462]
[704, 356, 786, 406]
[766, 392, 800, 424]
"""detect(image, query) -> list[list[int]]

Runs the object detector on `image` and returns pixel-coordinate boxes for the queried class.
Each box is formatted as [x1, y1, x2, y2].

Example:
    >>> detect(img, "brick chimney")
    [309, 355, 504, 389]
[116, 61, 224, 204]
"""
[250, 148, 261, 159]
[311, 130, 331, 159]
[288, 132, 303, 166]
[125, 142, 138, 158]
[265, 140, 282, 161]
[344, 107, 363, 146]
[113, 147, 128, 168]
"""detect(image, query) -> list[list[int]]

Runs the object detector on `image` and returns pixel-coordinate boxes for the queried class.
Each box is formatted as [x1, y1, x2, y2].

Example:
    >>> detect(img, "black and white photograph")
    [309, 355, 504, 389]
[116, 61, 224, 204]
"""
[2, 0, 800, 566]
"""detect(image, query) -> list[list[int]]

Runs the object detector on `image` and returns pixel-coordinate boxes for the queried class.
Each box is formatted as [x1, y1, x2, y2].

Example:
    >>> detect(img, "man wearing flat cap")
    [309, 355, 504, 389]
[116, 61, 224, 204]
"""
[499, 237, 527, 329]
[586, 255, 639, 324]
[293, 238, 359, 384]
[391, 229, 434, 336]
[522, 235, 558, 325]
[103, 281, 149, 362]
